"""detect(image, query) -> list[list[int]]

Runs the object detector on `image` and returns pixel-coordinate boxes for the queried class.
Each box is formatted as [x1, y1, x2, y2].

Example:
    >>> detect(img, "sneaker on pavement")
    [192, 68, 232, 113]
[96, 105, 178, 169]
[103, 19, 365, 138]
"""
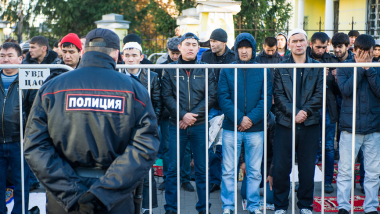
[249, 209, 262, 214]
[223, 209, 233, 214]
[181, 182, 195, 192]
[299, 209, 312, 214]
[274, 210, 287, 214]
[325, 183, 334, 193]
[338, 209, 349, 214]
[158, 181, 165, 190]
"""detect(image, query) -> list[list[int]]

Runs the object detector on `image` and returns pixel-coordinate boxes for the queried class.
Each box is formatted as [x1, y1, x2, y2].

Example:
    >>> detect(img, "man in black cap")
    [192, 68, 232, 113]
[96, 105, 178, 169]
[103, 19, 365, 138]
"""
[162, 32, 217, 214]
[200, 28, 235, 193]
[123, 33, 154, 66]
[24, 28, 160, 214]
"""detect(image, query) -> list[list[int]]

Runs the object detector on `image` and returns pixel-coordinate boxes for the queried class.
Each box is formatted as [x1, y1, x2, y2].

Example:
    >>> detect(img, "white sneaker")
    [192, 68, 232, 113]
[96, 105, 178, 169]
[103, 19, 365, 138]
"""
[223, 209, 233, 214]
[249, 209, 262, 214]
[274, 210, 287, 214]
[300, 209, 313, 214]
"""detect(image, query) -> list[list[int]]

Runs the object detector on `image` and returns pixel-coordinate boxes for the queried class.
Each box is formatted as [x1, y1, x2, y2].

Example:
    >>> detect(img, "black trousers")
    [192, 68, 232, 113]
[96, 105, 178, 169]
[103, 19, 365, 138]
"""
[273, 123, 319, 210]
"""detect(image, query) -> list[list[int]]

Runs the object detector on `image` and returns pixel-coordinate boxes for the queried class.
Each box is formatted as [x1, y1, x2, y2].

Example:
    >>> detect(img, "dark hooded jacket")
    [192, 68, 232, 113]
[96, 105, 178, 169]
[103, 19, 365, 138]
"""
[24, 51, 159, 212]
[218, 33, 273, 132]
[200, 46, 235, 82]
[273, 55, 323, 128]
[254, 50, 284, 83]
[337, 59, 380, 135]
[307, 46, 340, 123]
[22, 50, 60, 64]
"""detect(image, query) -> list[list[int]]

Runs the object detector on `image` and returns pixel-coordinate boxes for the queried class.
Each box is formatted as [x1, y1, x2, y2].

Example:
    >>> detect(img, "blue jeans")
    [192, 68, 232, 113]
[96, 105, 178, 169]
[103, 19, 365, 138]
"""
[241, 177, 274, 204]
[0, 142, 30, 214]
[160, 118, 191, 183]
[165, 125, 209, 212]
[318, 109, 336, 184]
[221, 130, 263, 212]
[208, 108, 223, 186]
[337, 131, 380, 212]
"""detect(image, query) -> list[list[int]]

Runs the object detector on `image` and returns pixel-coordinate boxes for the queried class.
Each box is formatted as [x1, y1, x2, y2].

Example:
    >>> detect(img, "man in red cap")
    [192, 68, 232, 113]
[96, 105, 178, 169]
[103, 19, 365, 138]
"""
[60, 33, 82, 69]
[45, 33, 82, 83]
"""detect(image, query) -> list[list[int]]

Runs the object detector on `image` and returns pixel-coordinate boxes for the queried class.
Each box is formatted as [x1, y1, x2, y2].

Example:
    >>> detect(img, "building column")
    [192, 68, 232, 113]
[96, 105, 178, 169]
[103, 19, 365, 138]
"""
[298, 0, 305, 29]
[325, 0, 334, 38]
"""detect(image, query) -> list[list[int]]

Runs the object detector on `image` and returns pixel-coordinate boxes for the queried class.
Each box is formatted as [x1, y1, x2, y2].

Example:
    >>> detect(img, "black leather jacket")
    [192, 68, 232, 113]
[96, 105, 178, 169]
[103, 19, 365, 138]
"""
[161, 56, 217, 126]
[22, 50, 59, 64]
[24, 51, 160, 212]
[0, 72, 36, 143]
[273, 55, 323, 128]
[138, 68, 163, 121]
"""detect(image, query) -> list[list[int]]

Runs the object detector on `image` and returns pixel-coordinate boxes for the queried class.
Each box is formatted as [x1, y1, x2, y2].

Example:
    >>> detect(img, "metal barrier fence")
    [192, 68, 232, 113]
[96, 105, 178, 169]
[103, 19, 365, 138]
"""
[5, 62, 376, 214]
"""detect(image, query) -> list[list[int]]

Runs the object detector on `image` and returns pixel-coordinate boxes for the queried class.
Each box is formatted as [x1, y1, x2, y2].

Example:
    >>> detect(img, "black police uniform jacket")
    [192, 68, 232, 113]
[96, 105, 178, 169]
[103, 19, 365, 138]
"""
[24, 51, 160, 212]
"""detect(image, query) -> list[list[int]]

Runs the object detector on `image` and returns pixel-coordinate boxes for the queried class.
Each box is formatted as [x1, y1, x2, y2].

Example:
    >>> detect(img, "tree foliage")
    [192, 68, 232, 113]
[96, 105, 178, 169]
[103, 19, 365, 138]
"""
[234, 0, 292, 50]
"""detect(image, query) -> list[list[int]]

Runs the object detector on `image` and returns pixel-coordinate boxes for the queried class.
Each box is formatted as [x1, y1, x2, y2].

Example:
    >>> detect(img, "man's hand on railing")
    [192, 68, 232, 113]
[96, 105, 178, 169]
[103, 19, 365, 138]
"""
[355, 49, 373, 70]
[295, 110, 308, 123]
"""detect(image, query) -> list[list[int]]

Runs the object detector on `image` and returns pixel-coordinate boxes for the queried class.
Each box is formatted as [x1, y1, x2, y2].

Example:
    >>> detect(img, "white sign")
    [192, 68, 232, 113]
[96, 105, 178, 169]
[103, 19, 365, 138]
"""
[18, 69, 50, 89]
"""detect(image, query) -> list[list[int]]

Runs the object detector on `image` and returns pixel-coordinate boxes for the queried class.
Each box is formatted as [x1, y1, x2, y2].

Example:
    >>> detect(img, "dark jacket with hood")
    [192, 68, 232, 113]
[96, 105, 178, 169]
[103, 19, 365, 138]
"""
[201, 46, 235, 110]
[337, 59, 380, 135]
[218, 33, 273, 132]
[200, 46, 235, 82]
[307, 46, 340, 123]
[0, 71, 36, 143]
[22, 50, 60, 64]
[255, 50, 284, 83]
[273, 55, 323, 128]
[24, 51, 159, 212]
[161, 56, 217, 127]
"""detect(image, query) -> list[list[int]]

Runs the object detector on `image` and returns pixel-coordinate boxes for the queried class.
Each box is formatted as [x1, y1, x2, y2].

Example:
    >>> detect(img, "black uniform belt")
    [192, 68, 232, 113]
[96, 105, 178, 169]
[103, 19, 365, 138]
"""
[74, 167, 107, 178]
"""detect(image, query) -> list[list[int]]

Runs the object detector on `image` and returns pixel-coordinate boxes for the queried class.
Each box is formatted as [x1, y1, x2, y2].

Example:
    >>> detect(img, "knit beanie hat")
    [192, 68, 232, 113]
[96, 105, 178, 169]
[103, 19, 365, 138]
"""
[60, 33, 82, 51]
[210, 28, 227, 43]
[123, 34, 142, 45]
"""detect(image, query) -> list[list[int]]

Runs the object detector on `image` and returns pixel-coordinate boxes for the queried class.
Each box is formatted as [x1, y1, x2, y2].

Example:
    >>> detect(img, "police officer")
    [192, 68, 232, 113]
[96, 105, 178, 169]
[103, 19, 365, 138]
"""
[24, 28, 160, 214]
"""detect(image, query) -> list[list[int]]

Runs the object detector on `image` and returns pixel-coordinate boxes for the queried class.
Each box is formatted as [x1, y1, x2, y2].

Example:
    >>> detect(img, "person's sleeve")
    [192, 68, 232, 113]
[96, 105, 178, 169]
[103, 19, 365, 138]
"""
[161, 69, 188, 119]
[24, 90, 89, 212]
[87, 87, 160, 211]
[337, 67, 366, 97]
[190, 68, 217, 117]
[246, 69, 273, 124]
[365, 67, 380, 99]
[273, 68, 296, 117]
[218, 68, 245, 124]
[151, 74, 163, 121]
[300, 68, 323, 116]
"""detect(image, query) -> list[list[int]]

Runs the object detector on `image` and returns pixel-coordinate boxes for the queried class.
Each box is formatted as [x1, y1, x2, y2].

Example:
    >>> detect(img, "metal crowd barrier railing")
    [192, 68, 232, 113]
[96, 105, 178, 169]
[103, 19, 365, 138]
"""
[6, 62, 376, 214]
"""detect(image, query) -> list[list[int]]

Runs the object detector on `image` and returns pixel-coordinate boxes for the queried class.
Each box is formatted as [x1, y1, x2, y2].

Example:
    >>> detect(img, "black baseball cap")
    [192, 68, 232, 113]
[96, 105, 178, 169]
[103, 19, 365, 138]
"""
[180, 32, 199, 43]
[85, 28, 120, 50]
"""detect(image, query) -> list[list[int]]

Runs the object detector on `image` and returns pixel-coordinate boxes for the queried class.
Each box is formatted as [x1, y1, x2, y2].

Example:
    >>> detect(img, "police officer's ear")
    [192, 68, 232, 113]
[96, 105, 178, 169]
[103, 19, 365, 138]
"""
[110, 49, 119, 62]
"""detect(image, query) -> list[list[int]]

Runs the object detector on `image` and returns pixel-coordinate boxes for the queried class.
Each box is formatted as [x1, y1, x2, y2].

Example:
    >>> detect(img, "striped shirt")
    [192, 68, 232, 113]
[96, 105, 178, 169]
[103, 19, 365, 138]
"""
[1, 73, 18, 95]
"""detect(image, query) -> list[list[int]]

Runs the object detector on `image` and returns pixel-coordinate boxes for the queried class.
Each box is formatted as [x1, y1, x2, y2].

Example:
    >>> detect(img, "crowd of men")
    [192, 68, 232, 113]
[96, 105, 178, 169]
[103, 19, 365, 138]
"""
[0, 26, 379, 214]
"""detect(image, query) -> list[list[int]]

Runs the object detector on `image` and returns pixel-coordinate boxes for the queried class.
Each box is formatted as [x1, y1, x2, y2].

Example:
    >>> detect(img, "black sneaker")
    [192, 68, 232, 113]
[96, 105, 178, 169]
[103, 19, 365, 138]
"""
[338, 209, 349, 214]
[365, 212, 379, 214]
[181, 182, 195, 192]
[165, 211, 177, 214]
[28, 206, 40, 214]
[158, 181, 165, 190]
[324, 183, 334, 194]
[210, 183, 220, 193]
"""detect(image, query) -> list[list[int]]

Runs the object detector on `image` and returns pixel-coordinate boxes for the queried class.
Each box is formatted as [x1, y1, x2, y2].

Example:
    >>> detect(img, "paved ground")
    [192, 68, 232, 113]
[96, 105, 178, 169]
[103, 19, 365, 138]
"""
[143, 176, 366, 214]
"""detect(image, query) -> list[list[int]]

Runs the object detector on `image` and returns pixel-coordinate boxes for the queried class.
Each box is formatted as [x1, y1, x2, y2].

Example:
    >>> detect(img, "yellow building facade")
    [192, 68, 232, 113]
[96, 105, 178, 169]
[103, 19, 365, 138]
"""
[288, 0, 370, 39]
